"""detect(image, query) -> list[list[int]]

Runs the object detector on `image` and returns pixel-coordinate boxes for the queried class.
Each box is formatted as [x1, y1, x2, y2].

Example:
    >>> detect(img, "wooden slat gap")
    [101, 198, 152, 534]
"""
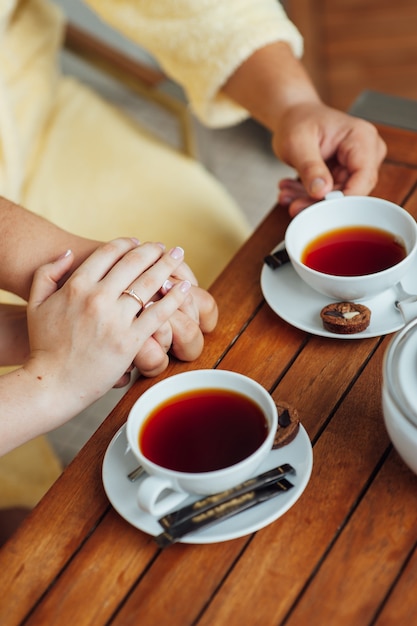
[281, 444, 393, 626]
[267, 333, 311, 396]
[309, 336, 384, 447]
[21, 505, 112, 624]
[106, 547, 164, 625]
[383, 158, 417, 178]
[191, 536, 258, 626]
[370, 539, 417, 626]
[211, 300, 267, 369]
[400, 178, 417, 208]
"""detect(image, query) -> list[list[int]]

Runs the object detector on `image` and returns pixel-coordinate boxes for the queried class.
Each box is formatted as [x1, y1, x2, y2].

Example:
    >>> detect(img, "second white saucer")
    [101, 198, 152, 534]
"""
[260, 256, 417, 339]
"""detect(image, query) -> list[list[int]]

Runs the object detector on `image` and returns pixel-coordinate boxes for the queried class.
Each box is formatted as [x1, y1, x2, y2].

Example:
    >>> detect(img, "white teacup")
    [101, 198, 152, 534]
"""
[382, 317, 417, 475]
[285, 192, 417, 301]
[126, 370, 278, 517]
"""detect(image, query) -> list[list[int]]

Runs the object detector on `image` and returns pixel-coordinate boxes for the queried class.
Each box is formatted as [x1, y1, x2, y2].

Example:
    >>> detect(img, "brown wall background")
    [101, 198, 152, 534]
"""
[284, 0, 417, 111]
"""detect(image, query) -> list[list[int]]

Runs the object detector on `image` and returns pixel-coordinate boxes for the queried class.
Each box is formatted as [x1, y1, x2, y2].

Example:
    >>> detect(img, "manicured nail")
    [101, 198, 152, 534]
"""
[170, 246, 184, 260]
[180, 280, 191, 293]
[57, 249, 72, 260]
[157, 242, 166, 250]
[162, 279, 173, 292]
[130, 237, 140, 245]
[309, 177, 326, 196]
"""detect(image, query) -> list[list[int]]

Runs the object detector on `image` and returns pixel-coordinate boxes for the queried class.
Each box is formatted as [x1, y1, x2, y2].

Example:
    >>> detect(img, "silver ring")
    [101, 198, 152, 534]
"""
[122, 289, 144, 310]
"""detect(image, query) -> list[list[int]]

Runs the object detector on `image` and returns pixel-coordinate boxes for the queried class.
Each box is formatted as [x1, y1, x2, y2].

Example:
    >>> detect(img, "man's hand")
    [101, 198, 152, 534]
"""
[275, 102, 387, 216]
[133, 258, 218, 377]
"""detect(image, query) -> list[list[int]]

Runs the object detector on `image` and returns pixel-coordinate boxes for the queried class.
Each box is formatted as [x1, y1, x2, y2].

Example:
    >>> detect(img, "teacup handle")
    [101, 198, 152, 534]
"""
[137, 475, 189, 517]
[325, 191, 344, 200]
[396, 298, 417, 324]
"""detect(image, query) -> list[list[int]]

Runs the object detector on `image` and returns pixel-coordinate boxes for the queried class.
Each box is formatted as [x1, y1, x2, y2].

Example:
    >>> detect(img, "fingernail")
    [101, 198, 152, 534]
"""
[170, 246, 184, 260]
[180, 280, 191, 293]
[57, 249, 72, 260]
[279, 195, 291, 206]
[130, 237, 140, 245]
[162, 279, 173, 291]
[309, 178, 326, 196]
[157, 242, 166, 250]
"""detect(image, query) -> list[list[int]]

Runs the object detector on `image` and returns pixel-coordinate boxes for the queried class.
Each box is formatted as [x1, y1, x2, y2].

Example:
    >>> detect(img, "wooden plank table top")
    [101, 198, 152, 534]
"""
[1, 122, 417, 626]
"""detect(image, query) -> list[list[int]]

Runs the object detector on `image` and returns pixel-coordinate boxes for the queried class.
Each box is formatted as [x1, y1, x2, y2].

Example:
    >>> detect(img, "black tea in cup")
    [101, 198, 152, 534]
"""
[139, 389, 268, 473]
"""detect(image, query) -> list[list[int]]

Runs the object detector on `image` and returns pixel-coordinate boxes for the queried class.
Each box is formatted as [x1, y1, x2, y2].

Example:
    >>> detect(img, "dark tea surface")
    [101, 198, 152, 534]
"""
[302, 225, 406, 276]
[139, 389, 268, 473]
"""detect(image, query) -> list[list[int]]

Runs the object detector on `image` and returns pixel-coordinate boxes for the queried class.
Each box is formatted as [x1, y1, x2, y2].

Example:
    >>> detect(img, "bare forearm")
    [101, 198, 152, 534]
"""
[0, 305, 29, 365]
[0, 196, 100, 300]
[0, 368, 59, 455]
[222, 41, 320, 131]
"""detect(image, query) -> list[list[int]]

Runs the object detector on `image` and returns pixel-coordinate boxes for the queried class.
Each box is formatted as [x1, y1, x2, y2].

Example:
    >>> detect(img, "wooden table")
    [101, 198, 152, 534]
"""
[2, 122, 417, 626]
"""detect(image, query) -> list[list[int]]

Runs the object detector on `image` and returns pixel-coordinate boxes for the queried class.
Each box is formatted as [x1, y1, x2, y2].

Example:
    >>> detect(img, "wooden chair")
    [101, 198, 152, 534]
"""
[64, 22, 197, 157]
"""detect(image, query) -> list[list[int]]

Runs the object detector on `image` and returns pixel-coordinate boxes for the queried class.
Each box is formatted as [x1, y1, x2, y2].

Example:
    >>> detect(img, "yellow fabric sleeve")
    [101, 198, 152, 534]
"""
[84, 0, 303, 127]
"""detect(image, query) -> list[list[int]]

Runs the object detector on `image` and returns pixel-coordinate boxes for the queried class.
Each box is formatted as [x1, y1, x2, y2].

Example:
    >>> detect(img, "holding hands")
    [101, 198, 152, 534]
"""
[133, 250, 218, 378]
[1, 238, 217, 454]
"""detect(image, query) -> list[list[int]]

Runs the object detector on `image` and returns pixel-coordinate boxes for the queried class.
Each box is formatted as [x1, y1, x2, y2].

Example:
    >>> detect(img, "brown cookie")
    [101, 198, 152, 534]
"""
[320, 301, 371, 335]
[273, 401, 300, 448]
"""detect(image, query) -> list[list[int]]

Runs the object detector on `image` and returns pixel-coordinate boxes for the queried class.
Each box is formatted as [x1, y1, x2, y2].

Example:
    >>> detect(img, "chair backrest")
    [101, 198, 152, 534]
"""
[64, 23, 196, 157]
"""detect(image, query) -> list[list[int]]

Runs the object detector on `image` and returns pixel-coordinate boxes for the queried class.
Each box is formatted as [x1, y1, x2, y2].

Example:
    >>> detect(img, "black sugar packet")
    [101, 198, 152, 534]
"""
[155, 464, 295, 548]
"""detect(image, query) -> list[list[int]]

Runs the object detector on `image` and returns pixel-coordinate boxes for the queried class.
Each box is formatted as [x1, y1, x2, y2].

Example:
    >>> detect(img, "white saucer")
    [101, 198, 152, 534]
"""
[102, 424, 313, 544]
[261, 250, 417, 339]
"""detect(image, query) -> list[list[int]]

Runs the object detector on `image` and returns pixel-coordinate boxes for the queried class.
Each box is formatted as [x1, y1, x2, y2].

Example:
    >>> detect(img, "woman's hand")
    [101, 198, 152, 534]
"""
[24, 238, 192, 421]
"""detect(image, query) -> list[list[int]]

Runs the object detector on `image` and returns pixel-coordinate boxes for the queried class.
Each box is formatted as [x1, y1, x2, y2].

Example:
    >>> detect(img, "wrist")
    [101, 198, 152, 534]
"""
[0, 366, 64, 455]
[222, 41, 321, 132]
[21, 359, 80, 429]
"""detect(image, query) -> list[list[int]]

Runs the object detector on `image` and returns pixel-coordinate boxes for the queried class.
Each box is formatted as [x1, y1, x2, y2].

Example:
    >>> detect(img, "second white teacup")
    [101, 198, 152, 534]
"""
[126, 369, 278, 517]
[285, 192, 417, 301]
